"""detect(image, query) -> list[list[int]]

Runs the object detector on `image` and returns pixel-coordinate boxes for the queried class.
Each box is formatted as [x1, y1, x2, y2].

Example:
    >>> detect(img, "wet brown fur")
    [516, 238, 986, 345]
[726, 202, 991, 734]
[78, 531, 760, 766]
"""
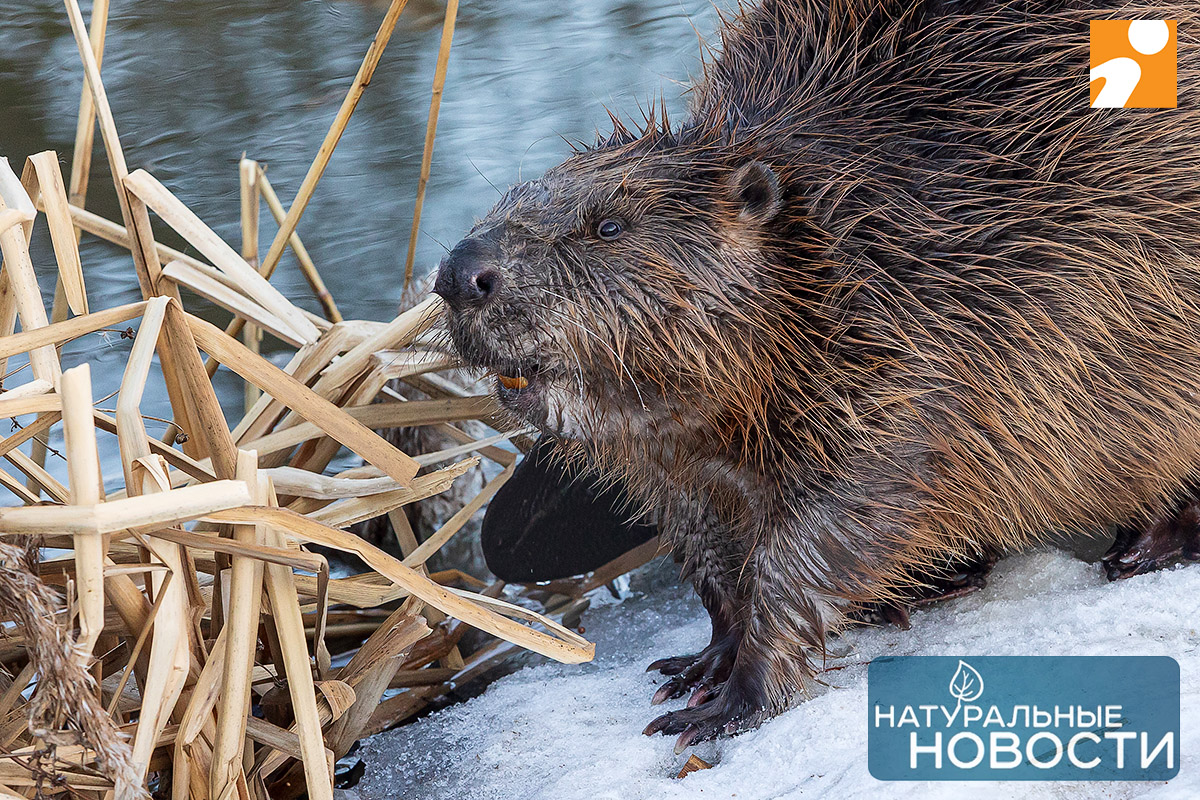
[437, 0, 1200, 741]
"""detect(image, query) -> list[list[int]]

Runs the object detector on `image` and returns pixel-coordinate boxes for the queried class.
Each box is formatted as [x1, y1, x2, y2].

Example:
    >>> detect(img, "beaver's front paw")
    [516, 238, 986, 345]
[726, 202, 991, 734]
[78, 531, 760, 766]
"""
[646, 633, 738, 707]
[642, 685, 764, 753]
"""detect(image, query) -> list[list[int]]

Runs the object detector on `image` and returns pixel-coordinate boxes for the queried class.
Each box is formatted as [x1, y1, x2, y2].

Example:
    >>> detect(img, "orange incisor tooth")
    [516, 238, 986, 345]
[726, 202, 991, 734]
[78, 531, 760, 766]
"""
[499, 374, 529, 390]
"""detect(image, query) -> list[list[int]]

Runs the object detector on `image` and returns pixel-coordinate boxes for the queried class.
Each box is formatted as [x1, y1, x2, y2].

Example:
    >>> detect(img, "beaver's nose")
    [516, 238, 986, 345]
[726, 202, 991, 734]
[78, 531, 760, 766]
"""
[433, 237, 501, 311]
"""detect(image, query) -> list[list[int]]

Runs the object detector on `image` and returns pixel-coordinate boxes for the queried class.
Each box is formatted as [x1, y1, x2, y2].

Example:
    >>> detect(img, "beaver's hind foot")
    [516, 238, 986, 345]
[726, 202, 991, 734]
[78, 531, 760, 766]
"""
[1104, 502, 1200, 580]
[647, 632, 738, 707]
[851, 551, 999, 629]
[643, 679, 765, 753]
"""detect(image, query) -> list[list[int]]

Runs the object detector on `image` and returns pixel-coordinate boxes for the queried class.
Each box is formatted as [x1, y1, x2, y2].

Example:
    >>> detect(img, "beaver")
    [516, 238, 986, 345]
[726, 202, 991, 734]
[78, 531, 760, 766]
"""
[434, 0, 1200, 749]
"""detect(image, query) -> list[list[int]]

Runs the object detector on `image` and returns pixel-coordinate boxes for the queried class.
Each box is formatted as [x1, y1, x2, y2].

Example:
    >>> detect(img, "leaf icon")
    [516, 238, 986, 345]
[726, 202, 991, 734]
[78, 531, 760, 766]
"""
[949, 660, 984, 703]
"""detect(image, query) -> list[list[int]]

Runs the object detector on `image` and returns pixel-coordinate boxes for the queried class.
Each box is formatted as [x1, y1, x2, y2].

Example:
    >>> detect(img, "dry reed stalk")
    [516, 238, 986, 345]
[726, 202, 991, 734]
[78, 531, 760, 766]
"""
[210, 451, 264, 800]
[0, 393, 60, 418]
[60, 365, 105, 666]
[125, 459, 191, 783]
[276, 296, 443, 438]
[124, 170, 318, 345]
[0, 160, 60, 385]
[173, 625, 225, 800]
[0, 414, 59, 462]
[61, 0, 161, 295]
[325, 599, 429, 759]
[0, 209, 28, 234]
[305, 461, 476, 528]
[160, 259, 308, 347]
[401, 460, 514, 567]
[255, 167, 342, 322]
[29, 153, 87, 316]
[37, 0, 107, 489]
[251, 679, 358, 783]
[240, 158, 262, 411]
[290, 382, 398, 502]
[259, 480, 335, 797]
[0, 481, 256, 537]
[65, 0, 108, 211]
[95, 410, 217, 485]
[203, 505, 594, 663]
[0, 471, 41, 505]
[184, 311, 420, 485]
[116, 301, 194, 784]
[256, 0, 410, 282]
[243, 396, 495, 457]
[539, 536, 666, 599]
[404, 0, 460, 286]
[15, 158, 37, 249]
[231, 328, 352, 443]
[114, 298, 169, 483]
[55, 199, 216, 277]
[2, 450, 67, 505]
[0, 301, 149, 363]
[198, 0, 411, 371]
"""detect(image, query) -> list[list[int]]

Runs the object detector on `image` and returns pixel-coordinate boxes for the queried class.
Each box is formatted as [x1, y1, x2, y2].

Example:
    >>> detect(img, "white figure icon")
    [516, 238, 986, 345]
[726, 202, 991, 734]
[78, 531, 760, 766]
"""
[1091, 20, 1171, 108]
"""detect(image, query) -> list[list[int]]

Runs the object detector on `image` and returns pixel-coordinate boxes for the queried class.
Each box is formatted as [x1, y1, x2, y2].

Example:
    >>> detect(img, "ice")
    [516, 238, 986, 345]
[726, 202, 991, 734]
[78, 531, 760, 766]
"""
[355, 550, 1200, 799]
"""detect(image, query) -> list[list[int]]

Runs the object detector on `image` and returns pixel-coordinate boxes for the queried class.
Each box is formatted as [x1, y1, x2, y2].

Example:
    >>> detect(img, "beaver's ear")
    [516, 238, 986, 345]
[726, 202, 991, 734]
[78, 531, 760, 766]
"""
[729, 161, 781, 224]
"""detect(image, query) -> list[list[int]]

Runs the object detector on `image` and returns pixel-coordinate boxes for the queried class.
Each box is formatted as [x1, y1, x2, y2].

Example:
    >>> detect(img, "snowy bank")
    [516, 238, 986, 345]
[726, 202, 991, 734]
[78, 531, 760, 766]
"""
[355, 549, 1200, 800]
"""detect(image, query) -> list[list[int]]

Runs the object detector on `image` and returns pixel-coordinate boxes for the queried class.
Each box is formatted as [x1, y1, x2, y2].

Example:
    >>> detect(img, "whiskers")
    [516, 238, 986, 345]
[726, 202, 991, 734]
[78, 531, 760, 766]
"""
[532, 289, 650, 413]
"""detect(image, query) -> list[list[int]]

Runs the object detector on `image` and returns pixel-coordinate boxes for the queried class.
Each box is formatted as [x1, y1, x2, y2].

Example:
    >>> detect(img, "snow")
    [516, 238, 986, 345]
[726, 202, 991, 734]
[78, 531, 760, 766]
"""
[353, 549, 1200, 800]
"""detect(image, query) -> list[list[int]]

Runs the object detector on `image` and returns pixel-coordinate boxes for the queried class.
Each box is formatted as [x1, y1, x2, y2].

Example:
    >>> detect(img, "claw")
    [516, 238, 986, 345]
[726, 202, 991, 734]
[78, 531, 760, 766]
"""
[651, 683, 677, 705]
[646, 636, 739, 709]
[674, 725, 702, 754]
[687, 685, 715, 708]
[647, 655, 695, 676]
[643, 713, 672, 737]
[645, 711, 689, 736]
[645, 687, 758, 751]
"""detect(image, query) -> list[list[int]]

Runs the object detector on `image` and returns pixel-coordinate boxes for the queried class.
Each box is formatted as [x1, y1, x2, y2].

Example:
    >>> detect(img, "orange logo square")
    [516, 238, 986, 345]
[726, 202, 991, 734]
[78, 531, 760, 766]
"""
[1090, 20, 1177, 108]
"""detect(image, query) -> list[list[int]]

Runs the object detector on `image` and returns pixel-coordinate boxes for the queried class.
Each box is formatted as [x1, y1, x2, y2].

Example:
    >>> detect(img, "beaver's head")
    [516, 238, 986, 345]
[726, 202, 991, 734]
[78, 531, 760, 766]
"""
[435, 139, 788, 442]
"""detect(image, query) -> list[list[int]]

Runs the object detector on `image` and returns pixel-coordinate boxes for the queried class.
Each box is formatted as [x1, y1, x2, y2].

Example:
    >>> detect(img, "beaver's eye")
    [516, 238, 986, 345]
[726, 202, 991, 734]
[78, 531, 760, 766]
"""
[597, 219, 623, 241]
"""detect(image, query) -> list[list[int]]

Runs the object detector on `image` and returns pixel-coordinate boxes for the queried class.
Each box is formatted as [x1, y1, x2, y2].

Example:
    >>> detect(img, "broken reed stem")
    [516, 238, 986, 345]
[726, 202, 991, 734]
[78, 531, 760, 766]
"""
[123, 168, 319, 345]
[402, 459, 513, 568]
[31, 153, 87, 316]
[256, 166, 342, 322]
[403, 0, 460, 287]
[240, 158, 262, 412]
[185, 310, 420, 485]
[259, 479, 335, 799]
[0, 159, 61, 386]
[40, 0, 107, 336]
[61, 0, 164, 295]
[212, 163, 344, 371]
[60, 364, 104, 664]
[67, 0, 109, 211]
[210, 451, 264, 799]
[257, 0, 410, 282]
